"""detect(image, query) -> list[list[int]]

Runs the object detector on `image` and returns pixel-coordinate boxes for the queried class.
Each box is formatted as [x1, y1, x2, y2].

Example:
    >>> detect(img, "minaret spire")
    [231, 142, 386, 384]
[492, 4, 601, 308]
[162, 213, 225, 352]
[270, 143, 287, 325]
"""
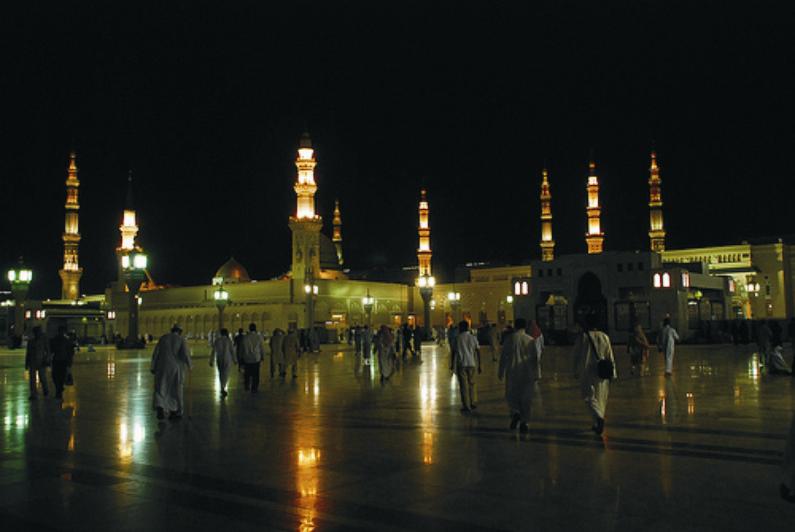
[119, 170, 139, 251]
[59, 151, 83, 300]
[648, 150, 666, 252]
[417, 189, 432, 278]
[288, 132, 323, 295]
[332, 199, 343, 266]
[585, 158, 604, 254]
[539, 168, 555, 261]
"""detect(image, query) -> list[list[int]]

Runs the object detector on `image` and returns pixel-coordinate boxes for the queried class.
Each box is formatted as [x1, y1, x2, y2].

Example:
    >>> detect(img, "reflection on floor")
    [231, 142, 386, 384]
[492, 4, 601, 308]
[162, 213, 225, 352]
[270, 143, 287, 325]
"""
[1, 340, 793, 530]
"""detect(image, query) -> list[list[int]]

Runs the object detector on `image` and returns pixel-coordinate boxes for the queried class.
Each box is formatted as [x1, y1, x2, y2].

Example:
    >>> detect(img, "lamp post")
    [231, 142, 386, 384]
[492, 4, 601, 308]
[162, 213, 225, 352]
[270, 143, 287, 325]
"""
[362, 290, 375, 327]
[447, 291, 461, 323]
[213, 282, 230, 330]
[7, 258, 32, 348]
[121, 251, 148, 347]
[418, 274, 435, 340]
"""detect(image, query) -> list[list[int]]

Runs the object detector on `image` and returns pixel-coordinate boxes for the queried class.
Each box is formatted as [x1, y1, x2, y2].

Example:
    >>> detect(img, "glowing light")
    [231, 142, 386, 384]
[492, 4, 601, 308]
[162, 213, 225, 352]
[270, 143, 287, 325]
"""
[662, 272, 671, 288]
[298, 448, 320, 467]
[653, 273, 661, 288]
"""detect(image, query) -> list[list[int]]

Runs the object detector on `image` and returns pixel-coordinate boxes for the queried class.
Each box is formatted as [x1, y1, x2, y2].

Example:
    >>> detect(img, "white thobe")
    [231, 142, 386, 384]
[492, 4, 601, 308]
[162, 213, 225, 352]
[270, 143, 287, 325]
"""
[376, 338, 396, 378]
[573, 330, 616, 421]
[211, 336, 235, 390]
[658, 325, 680, 374]
[499, 329, 540, 423]
[151, 332, 192, 414]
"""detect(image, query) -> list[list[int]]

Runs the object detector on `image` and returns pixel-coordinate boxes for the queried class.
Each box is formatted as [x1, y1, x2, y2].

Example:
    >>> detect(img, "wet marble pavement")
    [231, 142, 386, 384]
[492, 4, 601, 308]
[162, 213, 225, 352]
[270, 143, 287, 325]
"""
[1, 340, 793, 531]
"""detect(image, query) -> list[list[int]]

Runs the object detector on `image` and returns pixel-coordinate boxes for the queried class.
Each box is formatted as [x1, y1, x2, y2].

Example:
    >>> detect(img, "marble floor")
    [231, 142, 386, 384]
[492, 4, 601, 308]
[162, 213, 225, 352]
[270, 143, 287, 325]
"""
[1, 339, 793, 531]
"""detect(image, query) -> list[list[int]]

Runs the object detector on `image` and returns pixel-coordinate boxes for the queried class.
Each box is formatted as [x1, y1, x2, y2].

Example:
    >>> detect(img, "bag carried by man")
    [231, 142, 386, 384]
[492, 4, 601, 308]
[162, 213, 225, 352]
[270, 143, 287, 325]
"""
[586, 331, 614, 380]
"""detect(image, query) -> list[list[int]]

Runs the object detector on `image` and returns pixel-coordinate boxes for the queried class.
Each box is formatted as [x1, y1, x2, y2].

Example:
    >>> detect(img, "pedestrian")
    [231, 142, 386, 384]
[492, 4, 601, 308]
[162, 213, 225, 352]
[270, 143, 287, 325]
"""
[572, 314, 616, 435]
[627, 323, 650, 376]
[269, 328, 285, 378]
[25, 326, 51, 399]
[447, 323, 459, 369]
[49, 325, 75, 400]
[354, 325, 363, 357]
[498, 318, 541, 432]
[362, 325, 374, 366]
[488, 324, 500, 361]
[657, 317, 680, 377]
[453, 321, 481, 413]
[376, 325, 397, 382]
[240, 323, 265, 393]
[151, 324, 192, 420]
[283, 325, 300, 379]
[401, 324, 414, 360]
[210, 328, 236, 397]
[412, 324, 423, 362]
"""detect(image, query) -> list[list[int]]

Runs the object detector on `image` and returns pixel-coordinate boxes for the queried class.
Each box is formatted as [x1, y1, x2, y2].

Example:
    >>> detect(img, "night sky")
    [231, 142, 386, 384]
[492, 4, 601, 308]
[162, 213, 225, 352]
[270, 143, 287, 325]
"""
[2, 1, 792, 299]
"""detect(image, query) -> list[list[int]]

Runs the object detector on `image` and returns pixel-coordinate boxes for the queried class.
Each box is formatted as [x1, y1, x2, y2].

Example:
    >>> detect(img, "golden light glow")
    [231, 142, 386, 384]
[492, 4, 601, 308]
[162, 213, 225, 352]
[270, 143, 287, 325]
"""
[585, 160, 604, 254]
[417, 189, 433, 278]
[540, 168, 555, 261]
[294, 139, 319, 220]
[648, 150, 666, 252]
[60, 151, 83, 299]
[120, 209, 138, 251]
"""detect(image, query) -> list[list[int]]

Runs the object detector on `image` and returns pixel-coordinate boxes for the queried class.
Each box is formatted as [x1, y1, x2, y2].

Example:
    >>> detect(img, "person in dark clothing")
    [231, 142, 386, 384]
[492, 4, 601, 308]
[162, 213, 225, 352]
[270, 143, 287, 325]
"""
[49, 326, 76, 400]
[412, 325, 423, 362]
[401, 324, 414, 360]
[770, 320, 783, 348]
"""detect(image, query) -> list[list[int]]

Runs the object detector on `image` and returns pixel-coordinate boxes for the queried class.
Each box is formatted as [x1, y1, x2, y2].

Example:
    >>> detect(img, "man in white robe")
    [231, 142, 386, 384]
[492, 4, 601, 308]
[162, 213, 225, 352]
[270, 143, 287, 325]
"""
[210, 328, 235, 397]
[498, 318, 540, 432]
[151, 325, 192, 420]
[240, 323, 265, 392]
[657, 317, 680, 376]
[283, 326, 300, 379]
[269, 329, 285, 378]
[572, 315, 616, 435]
[362, 325, 374, 366]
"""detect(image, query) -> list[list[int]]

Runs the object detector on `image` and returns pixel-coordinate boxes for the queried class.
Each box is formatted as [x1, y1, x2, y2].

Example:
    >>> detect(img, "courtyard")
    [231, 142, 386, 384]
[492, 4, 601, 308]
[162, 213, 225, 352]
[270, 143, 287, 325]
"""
[1, 341, 793, 531]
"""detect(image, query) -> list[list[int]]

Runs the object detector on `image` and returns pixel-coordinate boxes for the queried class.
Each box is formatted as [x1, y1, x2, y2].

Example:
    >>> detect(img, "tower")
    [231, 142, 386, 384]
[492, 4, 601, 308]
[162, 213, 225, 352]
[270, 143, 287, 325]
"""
[417, 189, 432, 278]
[288, 132, 322, 288]
[539, 168, 555, 261]
[59, 151, 83, 300]
[648, 150, 666, 252]
[585, 159, 604, 254]
[332, 199, 343, 266]
[116, 171, 140, 283]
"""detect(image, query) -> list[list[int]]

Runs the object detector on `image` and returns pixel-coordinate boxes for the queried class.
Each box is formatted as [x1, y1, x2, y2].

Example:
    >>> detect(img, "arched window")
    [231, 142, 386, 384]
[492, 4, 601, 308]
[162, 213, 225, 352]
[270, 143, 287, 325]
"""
[514, 281, 521, 296]
[681, 271, 690, 288]
[653, 273, 661, 288]
[662, 272, 671, 288]
[521, 281, 529, 295]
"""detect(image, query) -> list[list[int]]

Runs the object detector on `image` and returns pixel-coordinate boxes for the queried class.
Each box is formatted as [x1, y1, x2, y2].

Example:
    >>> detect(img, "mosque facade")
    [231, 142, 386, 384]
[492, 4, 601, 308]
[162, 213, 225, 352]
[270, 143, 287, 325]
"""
[4, 139, 794, 346]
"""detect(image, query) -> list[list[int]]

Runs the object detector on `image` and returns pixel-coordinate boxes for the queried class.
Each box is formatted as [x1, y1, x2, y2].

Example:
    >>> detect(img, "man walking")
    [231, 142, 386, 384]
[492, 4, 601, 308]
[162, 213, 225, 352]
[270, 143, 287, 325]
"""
[25, 326, 51, 399]
[453, 321, 481, 413]
[498, 318, 541, 433]
[151, 325, 192, 420]
[658, 317, 680, 377]
[240, 323, 265, 393]
[283, 325, 300, 379]
[49, 325, 75, 400]
[210, 328, 236, 397]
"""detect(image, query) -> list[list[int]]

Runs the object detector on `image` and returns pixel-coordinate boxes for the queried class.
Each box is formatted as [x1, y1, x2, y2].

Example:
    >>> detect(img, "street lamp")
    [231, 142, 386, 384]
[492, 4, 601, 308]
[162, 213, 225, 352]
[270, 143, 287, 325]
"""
[361, 290, 375, 327]
[213, 283, 230, 330]
[418, 274, 435, 340]
[447, 291, 461, 322]
[121, 251, 148, 348]
[7, 258, 33, 348]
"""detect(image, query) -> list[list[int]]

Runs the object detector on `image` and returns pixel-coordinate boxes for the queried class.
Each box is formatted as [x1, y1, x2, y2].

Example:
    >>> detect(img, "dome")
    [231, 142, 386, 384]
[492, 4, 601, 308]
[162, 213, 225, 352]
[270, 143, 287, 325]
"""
[214, 257, 251, 284]
[319, 234, 341, 270]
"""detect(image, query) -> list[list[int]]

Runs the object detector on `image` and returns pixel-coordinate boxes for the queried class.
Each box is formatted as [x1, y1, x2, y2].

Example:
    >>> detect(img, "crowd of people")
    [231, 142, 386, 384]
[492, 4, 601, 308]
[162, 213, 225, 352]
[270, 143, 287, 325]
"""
[20, 314, 795, 504]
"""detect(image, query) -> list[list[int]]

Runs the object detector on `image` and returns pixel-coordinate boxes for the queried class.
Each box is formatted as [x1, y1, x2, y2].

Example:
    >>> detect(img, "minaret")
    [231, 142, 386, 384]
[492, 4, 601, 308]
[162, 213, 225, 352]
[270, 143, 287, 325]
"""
[119, 171, 139, 252]
[332, 199, 343, 266]
[585, 158, 604, 254]
[417, 189, 432, 277]
[59, 151, 83, 300]
[648, 150, 666, 252]
[288, 132, 323, 288]
[539, 168, 555, 261]
[116, 171, 140, 284]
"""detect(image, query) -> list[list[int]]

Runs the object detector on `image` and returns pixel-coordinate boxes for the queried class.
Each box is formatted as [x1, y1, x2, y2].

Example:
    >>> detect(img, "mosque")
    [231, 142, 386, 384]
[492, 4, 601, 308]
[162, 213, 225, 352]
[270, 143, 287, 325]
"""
[4, 135, 795, 346]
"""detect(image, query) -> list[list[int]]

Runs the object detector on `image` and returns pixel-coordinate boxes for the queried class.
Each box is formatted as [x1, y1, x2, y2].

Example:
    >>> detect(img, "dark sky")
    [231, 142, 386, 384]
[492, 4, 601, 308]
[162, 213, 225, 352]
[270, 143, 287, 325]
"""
[1, 1, 793, 299]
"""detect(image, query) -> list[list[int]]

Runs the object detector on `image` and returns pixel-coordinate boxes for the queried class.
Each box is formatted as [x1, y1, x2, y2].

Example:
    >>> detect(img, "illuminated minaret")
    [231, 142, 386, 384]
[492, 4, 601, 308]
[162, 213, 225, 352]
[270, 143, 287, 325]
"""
[539, 168, 555, 261]
[332, 199, 343, 266]
[585, 159, 604, 254]
[417, 189, 432, 277]
[119, 171, 138, 252]
[59, 151, 82, 300]
[648, 150, 666, 252]
[288, 132, 322, 287]
[116, 171, 140, 284]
